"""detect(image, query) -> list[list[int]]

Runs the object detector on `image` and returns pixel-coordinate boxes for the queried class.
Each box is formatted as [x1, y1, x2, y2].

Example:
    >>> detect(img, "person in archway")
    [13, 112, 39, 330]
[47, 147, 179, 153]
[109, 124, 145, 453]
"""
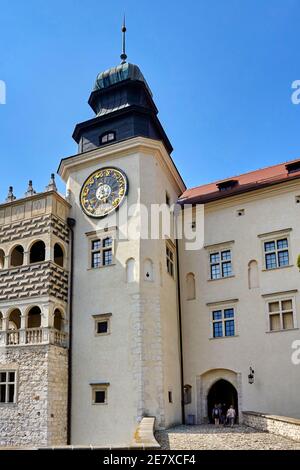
[226, 405, 236, 427]
[212, 404, 220, 425]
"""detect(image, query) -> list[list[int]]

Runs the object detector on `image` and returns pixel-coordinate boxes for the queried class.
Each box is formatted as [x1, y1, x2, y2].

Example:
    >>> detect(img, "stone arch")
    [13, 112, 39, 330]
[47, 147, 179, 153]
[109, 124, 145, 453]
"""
[10, 245, 24, 267]
[27, 306, 42, 328]
[143, 258, 154, 281]
[53, 308, 64, 331]
[0, 249, 5, 269]
[248, 260, 259, 289]
[29, 240, 46, 264]
[186, 272, 196, 300]
[126, 258, 136, 283]
[54, 243, 65, 268]
[8, 308, 21, 330]
[196, 368, 242, 424]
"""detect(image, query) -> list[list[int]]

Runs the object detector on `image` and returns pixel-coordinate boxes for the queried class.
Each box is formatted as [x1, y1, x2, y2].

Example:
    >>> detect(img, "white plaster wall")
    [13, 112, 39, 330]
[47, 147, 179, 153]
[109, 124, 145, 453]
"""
[64, 140, 183, 445]
[180, 182, 300, 421]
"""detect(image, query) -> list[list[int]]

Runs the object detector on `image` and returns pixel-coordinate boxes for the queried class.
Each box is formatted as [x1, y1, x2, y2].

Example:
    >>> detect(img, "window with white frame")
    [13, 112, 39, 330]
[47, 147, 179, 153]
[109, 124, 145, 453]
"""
[264, 238, 289, 270]
[267, 298, 295, 332]
[210, 249, 232, 280]
[166, 244, 175, 278]
[0, 371, 16, 403]
[91, 237, 113, 269]
[212, 308, 235, 338]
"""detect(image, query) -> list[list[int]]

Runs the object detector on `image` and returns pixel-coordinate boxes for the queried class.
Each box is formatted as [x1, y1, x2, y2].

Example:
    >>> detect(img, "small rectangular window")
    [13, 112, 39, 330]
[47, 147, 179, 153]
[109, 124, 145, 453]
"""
[94, 314, 111, 336]
[0, 371, 16, 404]
[168, 391, 173, 403]
[91, 385, 109, 405]
[95, 390, 106, 403]
[264, 237, 290, 270]
[97, 321, 108, 334]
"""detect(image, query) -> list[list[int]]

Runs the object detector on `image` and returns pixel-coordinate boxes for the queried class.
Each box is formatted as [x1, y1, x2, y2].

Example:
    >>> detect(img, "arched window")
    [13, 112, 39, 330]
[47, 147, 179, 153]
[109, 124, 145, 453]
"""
[8, 309, 21, 330]
[248, 260, 259, 289]
[186, 273, 196, 300]
[144, 259, 154, 281]
[54, 243, 64, 267]
[126, 258, 135, 283]
[10, 245, 24, 267]
[0, 249, 5, 269]
[27, 306, 41, 329]
[100, 131, 116, 145]
[53, 309, 64, 331]
[30, 241, 46, 264]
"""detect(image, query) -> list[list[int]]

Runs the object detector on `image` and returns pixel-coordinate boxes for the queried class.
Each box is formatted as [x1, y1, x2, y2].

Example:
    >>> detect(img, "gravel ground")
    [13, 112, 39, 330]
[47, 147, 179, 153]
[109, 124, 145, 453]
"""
[156, 425, 300, 450]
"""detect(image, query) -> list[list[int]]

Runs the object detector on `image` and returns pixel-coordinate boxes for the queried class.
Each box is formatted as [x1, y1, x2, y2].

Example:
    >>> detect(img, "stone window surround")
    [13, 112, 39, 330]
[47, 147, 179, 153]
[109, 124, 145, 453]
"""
[258, 228, 293, 271]
[92, 313, 112, 336]
[196, 369, 242, 424]
[90, 382, 110, 405]
[204, 240, 235, 281]
[262, 290, 298, 333]
[0, 235, 67, 270]
[0, 366, 18, 405]
[85, 227, 116, 270]
[207, 299, 239, 340]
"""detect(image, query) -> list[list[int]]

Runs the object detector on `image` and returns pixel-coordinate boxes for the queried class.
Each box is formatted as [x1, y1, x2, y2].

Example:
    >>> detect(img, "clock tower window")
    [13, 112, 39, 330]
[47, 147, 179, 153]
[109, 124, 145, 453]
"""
[100, 131, 116, 145]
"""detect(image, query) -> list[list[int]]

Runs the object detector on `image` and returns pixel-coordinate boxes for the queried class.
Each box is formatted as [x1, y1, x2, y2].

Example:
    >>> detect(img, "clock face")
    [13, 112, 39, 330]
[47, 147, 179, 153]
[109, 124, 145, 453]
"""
[80, 167, 128, 218]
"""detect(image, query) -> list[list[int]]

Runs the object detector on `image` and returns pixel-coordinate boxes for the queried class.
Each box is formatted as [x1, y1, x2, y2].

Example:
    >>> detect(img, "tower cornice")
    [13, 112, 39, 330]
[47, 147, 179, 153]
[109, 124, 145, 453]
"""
[58, 136, 186, 193]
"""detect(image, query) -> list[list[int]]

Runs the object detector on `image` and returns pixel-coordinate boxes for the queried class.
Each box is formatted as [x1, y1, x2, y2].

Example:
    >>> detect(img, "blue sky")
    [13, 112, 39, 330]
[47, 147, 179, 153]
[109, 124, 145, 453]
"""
[1, 0, 300, 199]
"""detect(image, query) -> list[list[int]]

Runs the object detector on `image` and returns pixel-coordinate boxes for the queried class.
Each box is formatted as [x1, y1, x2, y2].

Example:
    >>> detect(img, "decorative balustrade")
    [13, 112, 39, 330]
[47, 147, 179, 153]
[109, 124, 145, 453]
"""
[0, 328, 67, 347]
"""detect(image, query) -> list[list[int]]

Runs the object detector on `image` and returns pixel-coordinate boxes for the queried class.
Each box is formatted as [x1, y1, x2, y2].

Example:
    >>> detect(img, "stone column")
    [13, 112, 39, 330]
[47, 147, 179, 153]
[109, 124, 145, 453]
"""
[23, 250, 30, 265]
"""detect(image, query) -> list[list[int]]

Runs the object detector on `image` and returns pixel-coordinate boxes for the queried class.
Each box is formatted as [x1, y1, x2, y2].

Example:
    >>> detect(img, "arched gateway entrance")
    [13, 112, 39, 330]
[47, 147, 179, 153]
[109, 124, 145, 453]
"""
[207, 379, 238, 423]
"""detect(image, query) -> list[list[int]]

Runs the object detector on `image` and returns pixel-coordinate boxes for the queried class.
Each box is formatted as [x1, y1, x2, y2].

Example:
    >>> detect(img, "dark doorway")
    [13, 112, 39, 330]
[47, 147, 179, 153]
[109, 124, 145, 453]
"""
[207, 379, 238, 423]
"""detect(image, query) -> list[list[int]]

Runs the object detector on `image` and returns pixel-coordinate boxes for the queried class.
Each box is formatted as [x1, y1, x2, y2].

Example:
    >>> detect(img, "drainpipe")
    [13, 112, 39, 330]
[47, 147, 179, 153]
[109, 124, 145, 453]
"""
[176, 236, 185, 425]
[67, 217, 76, 445]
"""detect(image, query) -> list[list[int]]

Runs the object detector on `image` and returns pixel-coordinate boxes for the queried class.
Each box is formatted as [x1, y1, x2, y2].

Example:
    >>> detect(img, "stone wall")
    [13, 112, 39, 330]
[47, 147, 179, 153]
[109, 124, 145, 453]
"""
[243, 411, 300, 442]
[0, 344, 68, 447]
[0, 262, 68, 302]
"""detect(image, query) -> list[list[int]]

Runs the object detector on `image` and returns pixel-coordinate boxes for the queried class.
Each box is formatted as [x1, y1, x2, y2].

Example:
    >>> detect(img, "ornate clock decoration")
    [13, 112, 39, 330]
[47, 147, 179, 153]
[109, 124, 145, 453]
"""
[80, 167, 128, 218]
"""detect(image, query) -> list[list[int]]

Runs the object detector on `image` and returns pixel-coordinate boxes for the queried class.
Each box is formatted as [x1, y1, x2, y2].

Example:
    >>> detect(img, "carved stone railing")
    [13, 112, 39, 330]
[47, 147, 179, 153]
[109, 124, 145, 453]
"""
[0, 328, 67, 348]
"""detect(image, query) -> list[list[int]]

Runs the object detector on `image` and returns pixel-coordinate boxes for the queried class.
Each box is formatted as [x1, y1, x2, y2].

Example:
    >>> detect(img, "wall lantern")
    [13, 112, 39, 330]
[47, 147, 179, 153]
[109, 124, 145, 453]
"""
[248, 367, 255, 384]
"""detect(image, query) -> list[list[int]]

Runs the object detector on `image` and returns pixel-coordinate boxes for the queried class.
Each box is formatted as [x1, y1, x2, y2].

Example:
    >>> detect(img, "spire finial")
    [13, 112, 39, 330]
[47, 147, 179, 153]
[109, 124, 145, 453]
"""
[46, 173, 57, 192]
[6, 186, 16, 203]
[120, 15, 127, 64]
[25, 180, 36, 197]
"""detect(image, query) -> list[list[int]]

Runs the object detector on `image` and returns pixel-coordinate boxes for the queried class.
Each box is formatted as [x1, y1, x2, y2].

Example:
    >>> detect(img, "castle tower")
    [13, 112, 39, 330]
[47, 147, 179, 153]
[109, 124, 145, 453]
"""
[0, 182, 70, 446]
[58, 31, 185, 445]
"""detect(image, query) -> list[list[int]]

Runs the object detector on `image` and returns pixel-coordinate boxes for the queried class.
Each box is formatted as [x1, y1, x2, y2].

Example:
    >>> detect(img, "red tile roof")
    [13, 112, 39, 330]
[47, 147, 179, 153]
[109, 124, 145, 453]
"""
[179, 158, 300, 204]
